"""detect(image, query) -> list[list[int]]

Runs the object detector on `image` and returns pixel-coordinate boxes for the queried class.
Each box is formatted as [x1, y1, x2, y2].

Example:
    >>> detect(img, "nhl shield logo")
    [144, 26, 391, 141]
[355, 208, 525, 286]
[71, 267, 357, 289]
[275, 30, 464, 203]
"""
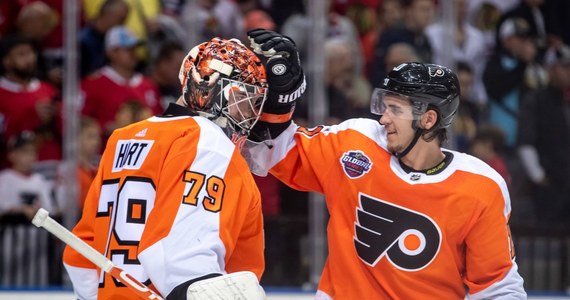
[340, 151, 373, 179]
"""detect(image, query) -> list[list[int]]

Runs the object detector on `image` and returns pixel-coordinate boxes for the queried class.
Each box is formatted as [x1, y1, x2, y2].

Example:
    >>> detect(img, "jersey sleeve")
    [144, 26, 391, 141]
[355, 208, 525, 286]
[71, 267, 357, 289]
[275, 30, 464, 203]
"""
[246, 119, 381, 194]
[464, 180, 526, 299]
[138, 123, 264, 297]
[269, 124, 328, 193]
[246, 122, 332, 193]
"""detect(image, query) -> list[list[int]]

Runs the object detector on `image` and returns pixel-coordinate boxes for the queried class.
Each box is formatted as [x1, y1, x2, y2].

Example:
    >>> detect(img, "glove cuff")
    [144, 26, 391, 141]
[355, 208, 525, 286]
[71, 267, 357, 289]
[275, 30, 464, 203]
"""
[259, 107, 295, 123]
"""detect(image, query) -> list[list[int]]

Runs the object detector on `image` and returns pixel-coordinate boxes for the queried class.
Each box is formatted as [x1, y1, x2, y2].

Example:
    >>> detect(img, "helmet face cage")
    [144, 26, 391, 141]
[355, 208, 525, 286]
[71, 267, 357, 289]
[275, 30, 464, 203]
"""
[372, 63, 460, 130]
[216, 77, 267, 134]
[179, 38, 268, 136]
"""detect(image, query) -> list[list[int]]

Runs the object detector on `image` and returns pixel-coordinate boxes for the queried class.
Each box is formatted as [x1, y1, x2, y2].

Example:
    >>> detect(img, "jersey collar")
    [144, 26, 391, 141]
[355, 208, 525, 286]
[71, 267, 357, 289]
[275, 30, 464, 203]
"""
[399, 151, 454, 175]
[161, 102, 198, 117]
[0, 77, 41, 92]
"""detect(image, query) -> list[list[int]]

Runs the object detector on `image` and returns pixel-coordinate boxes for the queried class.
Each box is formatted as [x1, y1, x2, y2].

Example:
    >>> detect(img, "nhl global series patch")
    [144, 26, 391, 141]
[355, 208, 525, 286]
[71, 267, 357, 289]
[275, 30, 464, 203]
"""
[340, 150, 372, 179]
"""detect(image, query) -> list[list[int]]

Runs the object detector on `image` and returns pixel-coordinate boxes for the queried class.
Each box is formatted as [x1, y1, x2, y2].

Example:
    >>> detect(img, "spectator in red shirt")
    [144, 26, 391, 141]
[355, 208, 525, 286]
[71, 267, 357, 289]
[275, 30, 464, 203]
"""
[14, 1, 63, 88]
[80, 25, 161, 138]
[0, 35, 60, 167]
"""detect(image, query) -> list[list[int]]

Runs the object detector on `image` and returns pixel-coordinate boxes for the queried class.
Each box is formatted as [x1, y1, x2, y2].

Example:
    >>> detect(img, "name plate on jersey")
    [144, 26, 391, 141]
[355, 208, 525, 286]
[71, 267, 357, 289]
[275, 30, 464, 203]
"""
[112, 140, 154, 172]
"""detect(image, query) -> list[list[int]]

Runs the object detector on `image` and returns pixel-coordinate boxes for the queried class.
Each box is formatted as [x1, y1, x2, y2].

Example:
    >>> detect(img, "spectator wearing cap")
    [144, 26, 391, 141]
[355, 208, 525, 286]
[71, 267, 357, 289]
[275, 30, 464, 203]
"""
[517, 44, 570, 231]
[80, 0, 129, 78]
[495, 0, 547, 55]
[0, 35, 61, 168]
[80, 25, 161, 139]
[483, 17, 543, 148]
[83, 0, 161, 66]
[0, 130, 55, 286]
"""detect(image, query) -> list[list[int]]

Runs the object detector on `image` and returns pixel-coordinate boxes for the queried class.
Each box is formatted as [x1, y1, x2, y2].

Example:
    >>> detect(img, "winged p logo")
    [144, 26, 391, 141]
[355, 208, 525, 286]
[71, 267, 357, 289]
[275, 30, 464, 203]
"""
[354, 193, 442, 271]
[428, 66, 445, 77]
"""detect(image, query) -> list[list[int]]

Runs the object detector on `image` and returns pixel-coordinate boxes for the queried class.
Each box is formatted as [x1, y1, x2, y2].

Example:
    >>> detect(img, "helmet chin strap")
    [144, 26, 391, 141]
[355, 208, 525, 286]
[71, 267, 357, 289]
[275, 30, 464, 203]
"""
[393, 120, 424, 158]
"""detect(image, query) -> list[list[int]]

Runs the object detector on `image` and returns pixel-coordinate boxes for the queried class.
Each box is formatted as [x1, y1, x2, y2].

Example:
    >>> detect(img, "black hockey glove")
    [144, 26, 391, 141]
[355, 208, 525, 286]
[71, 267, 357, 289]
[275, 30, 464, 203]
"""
[247, 29, 306, 141]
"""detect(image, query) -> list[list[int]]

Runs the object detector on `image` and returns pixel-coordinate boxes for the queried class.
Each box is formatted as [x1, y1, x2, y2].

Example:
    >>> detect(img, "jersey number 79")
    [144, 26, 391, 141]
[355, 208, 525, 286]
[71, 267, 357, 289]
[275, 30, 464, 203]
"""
[97, 176, 156, 288]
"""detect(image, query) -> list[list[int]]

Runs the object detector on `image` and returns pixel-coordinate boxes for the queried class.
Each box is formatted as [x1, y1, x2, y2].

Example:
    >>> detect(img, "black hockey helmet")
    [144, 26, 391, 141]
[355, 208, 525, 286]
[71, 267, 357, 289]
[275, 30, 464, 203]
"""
[371, 62, 460, 131]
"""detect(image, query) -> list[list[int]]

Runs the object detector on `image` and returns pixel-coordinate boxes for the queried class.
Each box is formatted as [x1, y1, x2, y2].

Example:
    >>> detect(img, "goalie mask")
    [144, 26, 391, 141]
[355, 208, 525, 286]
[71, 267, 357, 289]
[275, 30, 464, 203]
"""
[179, 37, 268, 142]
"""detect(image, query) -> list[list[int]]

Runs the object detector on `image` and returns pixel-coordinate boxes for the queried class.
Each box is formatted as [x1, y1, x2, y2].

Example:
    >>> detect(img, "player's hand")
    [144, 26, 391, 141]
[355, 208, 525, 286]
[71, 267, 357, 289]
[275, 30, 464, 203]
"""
[247, 29, 305, 120]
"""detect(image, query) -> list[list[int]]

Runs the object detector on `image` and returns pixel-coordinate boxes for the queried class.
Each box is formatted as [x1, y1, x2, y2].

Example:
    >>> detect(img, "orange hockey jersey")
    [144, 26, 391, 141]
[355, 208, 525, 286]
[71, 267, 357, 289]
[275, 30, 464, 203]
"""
[247, 118, 525, 299]
[63, 103, 264, 299]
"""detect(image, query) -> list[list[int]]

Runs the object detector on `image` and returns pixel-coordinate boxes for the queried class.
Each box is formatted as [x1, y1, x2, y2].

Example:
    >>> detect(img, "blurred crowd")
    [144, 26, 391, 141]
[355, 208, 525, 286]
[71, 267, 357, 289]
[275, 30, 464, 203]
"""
[0, 0, 570, 290]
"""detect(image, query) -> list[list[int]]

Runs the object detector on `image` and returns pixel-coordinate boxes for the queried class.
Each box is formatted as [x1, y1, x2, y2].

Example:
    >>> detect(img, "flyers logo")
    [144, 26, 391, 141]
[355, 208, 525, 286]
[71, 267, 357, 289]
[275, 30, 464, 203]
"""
[429, 67, 445, 77]
[354, 193, 441, 271]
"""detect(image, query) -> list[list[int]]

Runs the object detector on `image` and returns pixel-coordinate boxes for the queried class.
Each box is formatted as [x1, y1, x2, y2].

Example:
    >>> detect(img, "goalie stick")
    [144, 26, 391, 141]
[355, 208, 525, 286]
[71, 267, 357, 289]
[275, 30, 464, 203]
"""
[31, 208, 164, 300]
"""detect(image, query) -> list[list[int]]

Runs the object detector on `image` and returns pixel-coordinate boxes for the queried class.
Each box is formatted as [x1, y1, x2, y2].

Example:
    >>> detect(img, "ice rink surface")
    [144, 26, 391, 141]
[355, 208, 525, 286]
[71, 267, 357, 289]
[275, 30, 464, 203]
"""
[0, 290, 569, 300]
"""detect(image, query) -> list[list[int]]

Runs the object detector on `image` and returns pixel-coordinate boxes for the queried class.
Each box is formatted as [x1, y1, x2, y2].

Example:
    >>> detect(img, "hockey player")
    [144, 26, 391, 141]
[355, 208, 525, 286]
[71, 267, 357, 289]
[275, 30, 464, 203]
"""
[246, 29, 526, 299]
[63, 37, 269, 299]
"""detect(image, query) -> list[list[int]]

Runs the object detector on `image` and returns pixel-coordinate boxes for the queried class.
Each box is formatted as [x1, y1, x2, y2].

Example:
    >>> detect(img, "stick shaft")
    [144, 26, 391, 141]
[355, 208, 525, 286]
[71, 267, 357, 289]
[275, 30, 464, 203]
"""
[32, 208, 164, 300]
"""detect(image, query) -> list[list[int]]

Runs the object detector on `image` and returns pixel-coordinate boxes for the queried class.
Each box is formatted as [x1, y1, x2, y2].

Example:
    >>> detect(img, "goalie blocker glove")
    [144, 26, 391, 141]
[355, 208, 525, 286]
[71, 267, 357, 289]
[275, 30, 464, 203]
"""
[247, 28, 306, 141]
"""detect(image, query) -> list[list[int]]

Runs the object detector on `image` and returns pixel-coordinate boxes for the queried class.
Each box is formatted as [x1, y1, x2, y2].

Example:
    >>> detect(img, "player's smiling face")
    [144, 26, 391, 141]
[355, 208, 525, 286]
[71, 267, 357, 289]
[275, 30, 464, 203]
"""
[379, 95, 416, 154]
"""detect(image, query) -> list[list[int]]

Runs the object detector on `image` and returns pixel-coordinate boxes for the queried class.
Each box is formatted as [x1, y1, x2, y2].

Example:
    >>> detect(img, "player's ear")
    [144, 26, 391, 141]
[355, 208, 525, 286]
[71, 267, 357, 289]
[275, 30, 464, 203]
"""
[421, 110, 438, 130]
